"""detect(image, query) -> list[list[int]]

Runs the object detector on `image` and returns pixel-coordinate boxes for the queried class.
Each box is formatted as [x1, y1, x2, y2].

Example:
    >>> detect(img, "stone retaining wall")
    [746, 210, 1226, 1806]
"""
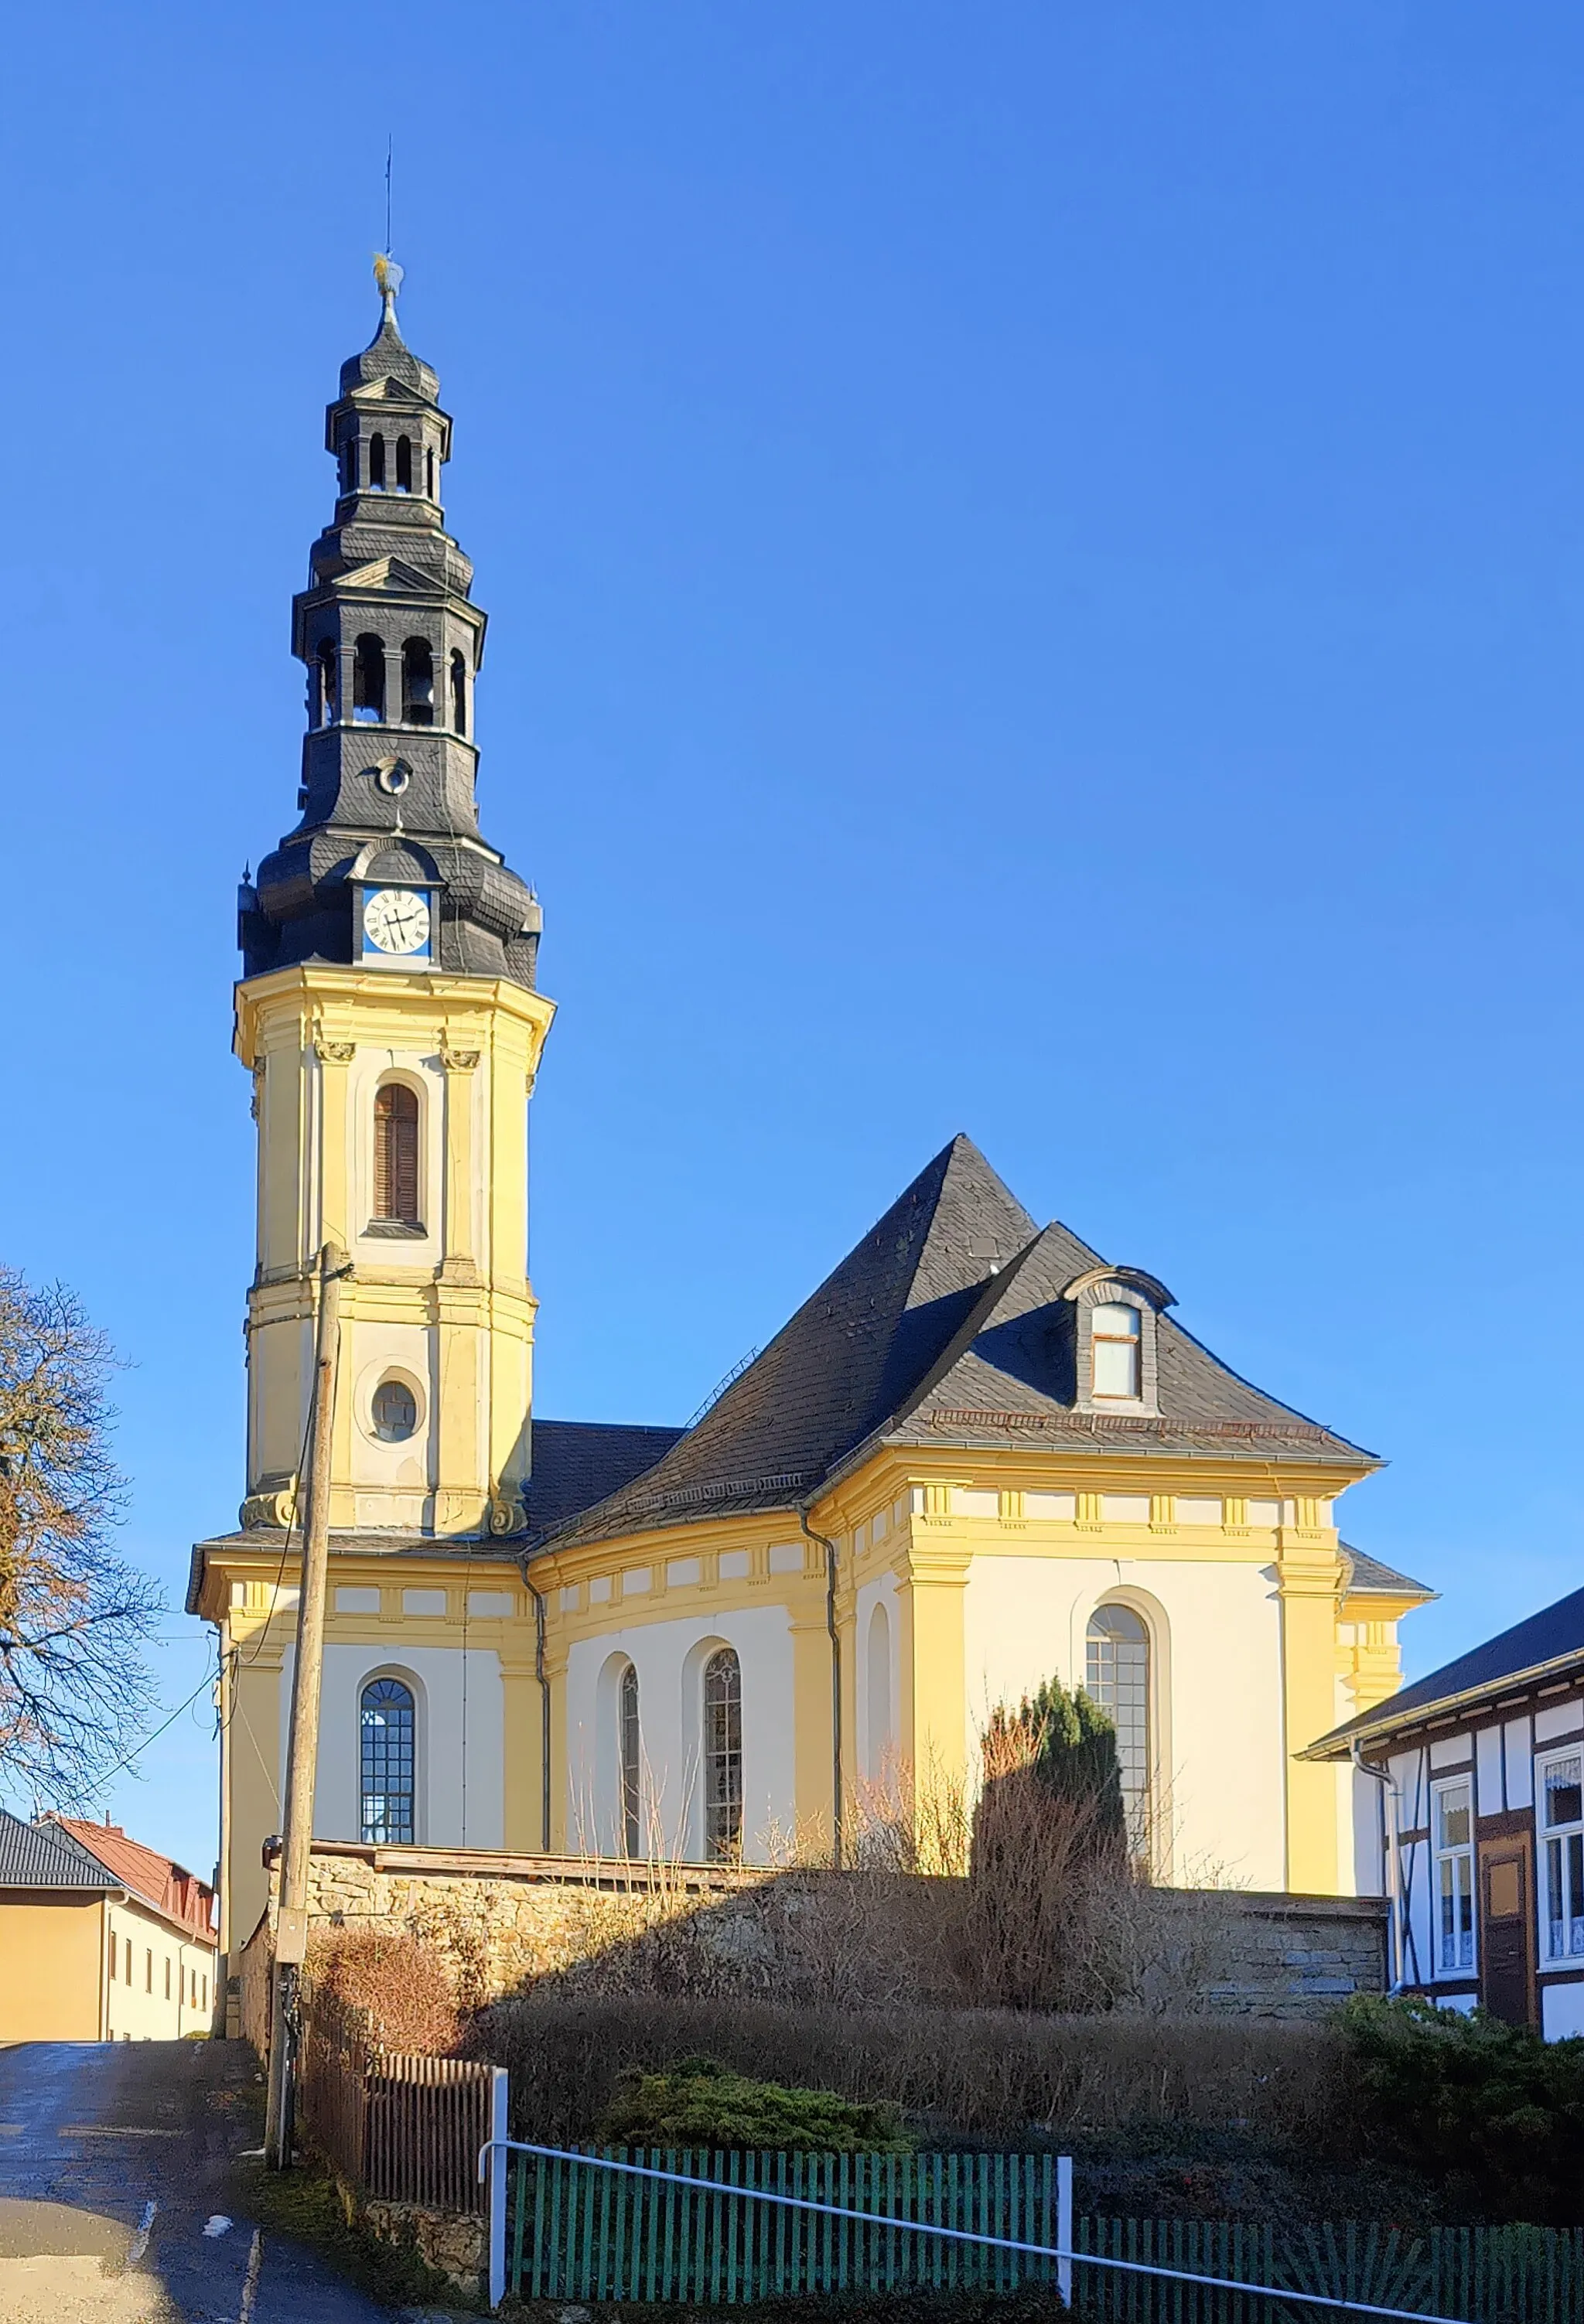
[258, 1842, 1385, 2021]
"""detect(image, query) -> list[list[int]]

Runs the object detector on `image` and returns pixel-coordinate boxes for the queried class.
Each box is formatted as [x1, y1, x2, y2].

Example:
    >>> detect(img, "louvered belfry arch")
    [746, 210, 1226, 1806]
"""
[372, 1083, 420, 1225]
[237, 264, 542, 987]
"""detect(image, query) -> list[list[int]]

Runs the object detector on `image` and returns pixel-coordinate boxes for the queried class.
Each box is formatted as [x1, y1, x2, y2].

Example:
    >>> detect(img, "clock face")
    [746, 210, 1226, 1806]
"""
[363, 887, 432, 956]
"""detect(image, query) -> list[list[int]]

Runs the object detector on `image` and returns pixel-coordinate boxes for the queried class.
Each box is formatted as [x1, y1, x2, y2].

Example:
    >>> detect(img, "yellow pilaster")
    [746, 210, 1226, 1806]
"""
[899, 1532, 972, 1820]
[1278, 1529, 1347, 1892]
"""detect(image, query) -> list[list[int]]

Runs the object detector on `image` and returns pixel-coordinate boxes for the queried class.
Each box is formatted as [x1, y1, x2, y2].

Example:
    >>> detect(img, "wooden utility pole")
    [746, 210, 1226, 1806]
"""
[265, 1240, 347, 2171]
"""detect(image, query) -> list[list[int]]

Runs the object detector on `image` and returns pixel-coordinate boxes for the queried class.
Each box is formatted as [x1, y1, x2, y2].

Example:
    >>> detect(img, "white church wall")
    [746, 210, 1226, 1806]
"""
[282, 1641, 505, 1850]
[961, 1553, 1287, 1889]
[564, 1605, 796, 1865]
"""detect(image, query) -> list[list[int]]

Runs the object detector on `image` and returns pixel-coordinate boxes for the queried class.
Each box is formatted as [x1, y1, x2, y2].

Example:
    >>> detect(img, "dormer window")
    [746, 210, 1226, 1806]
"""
[1062, 1265, 1173, 1418]
[1091, 1302, 1142, 1399]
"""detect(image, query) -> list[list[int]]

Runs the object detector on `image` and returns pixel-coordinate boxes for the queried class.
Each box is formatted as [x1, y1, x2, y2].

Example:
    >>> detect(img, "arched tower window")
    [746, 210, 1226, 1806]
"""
[620, 1661, 641, 1858]
[1086, 1603, 1151, 1853]
[353, 635, 386, 723]
[316, 640, 338, 727]
[395, 435, 412, 493]
[360, 1677, 415, 1843]
[368, 432, 386, 490]
[401, 638, 434, 726]
[702, 1647, 742, 1861]
[343, 435, 360, 492]
[865, 1601, 892, 1781]
[449, 650, 467, 735]
[425, 445, 435, 498]
[373, 1083, 420, 1225]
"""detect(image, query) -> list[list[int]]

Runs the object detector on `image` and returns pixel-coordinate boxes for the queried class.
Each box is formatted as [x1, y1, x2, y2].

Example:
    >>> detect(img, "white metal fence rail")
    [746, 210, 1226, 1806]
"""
[477, 2138, 1482, 2322]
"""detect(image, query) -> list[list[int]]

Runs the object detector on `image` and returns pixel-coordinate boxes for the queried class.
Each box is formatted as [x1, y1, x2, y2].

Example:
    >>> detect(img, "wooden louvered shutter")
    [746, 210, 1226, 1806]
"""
[374, 1084, 419, 1222]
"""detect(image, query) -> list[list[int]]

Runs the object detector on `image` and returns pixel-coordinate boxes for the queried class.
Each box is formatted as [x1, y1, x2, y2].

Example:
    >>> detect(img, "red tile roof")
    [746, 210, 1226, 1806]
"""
[49, 1819, 216, 1946]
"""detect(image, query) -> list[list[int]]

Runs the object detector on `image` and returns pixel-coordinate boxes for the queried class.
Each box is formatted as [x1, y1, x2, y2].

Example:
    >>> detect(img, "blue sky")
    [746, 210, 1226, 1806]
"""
[3, 3, 1582, 1877]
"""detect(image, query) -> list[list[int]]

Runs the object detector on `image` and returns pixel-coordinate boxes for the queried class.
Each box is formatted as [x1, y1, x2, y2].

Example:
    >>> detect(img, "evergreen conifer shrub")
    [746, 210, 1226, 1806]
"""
[596, 2056, 913, 2154]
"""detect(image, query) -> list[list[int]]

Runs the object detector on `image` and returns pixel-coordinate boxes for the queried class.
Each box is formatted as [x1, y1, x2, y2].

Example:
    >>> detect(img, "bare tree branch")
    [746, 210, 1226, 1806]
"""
[0, 1267, 162, 1808]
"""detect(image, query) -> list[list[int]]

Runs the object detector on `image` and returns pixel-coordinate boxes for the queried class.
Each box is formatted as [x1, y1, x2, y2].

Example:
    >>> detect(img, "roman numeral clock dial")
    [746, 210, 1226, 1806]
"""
[363, 886, 432, 957]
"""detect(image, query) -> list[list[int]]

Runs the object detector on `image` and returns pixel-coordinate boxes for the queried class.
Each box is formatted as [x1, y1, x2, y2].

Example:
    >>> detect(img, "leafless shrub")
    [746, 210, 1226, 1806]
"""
[469, 1992, 1352, 2149]
[308, 1926, 462, 2054]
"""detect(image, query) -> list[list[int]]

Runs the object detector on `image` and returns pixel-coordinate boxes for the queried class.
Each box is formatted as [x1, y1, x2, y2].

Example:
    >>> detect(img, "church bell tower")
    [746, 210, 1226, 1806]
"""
[235, 262, 553, 1542]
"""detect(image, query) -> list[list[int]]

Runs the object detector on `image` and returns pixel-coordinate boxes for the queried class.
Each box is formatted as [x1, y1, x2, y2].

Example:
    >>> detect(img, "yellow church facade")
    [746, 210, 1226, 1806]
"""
[189, 276, 1431, 1981]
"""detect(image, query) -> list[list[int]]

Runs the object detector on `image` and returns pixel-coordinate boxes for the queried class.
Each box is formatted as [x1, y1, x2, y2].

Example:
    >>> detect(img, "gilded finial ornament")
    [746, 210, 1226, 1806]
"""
[374, 251, 405, 304]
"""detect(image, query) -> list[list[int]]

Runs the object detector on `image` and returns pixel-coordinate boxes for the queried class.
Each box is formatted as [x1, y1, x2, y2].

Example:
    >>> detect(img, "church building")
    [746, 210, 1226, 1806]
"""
[187, 272, 1433, 1982]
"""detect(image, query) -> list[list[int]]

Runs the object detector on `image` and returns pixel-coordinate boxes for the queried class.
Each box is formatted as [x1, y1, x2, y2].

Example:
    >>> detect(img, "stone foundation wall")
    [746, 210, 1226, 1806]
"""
[271, 1843, 1386, 2022]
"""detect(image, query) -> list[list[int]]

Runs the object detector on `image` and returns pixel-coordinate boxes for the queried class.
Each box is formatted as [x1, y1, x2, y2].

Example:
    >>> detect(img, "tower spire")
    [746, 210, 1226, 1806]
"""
[237, 277, 542, 988]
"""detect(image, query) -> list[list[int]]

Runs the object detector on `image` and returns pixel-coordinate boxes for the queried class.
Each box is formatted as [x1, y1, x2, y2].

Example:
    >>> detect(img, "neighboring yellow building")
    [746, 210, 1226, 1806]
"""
[189, 271, 1433, 1987]
[0, 1813, 217, 2042]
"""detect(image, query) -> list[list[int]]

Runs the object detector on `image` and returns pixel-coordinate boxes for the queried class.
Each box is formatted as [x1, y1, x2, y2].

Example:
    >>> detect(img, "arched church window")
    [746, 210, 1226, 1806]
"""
[620, 1661, 641, 1858]
[316, 640, 338, 727]
[360, 1676, 415, 1843]
[449, 650, 467, 735]
[425, 445, 435, 499]
[395, 434, 412, 493]
[702, 1647, 742, 1860]
[343, 435, 359, 492]
[353, 635, 386, 723]
[369, 432, 386, 490]
[1086, 1602, 1150, 1852]
[373, 1083, 420, 1225]
[401, 638, 435, 726]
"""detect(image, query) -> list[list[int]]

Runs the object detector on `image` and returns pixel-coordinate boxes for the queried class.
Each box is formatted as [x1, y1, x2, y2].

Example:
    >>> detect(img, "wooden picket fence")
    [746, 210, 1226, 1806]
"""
[502, 2148, 1584, 2318]
[295, 1981, 496, 2215]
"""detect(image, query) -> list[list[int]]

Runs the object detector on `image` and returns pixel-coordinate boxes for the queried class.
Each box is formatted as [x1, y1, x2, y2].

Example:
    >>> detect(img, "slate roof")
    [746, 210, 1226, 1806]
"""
[1340, 1544, 1435, 1603]
[536, 1135, 1376, 1555]
[527, 1421, 686, 1536]
[0, 1808, 119, 1892]
[1306, 1582, 1584, 1760]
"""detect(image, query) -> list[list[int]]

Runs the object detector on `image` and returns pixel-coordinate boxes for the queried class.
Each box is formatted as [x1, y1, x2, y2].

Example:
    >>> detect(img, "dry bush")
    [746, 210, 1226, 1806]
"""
[469, 1992, 1352, 2150]
[307, 1926, 462, 2054]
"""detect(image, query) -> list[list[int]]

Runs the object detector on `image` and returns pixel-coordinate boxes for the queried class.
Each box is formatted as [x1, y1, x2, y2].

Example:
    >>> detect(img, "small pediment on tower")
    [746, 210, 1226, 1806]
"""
[333, 555, 444, 598]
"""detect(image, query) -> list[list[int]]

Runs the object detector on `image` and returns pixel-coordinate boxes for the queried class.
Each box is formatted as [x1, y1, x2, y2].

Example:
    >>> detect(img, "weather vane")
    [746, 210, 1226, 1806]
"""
[374, 136, 402, 309]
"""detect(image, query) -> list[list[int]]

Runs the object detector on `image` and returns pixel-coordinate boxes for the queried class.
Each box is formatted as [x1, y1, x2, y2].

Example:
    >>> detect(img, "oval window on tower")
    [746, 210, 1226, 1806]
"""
[372, 1377, 418, 1442]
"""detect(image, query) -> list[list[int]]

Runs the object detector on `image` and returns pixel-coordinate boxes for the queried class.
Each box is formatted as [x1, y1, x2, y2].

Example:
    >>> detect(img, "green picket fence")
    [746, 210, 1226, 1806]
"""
[1073, 2217, 1584, 2324]
[505, 2148, 1057, 2303]
[502, 2148, 1584, 2319]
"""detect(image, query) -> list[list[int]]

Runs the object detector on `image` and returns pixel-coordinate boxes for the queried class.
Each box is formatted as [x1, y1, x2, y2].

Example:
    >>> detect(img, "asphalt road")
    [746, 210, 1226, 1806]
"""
[0, 2040, 436, 2322]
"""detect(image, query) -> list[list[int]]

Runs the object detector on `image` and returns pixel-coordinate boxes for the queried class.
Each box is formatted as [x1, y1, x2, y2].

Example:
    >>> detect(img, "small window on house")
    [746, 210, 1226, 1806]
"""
[360, 1676, 416, 1844]
[1086, 1602, 1150, 1852]
[401, 637, 434, 725]
[1091, 1303, 1142, 1399]
[620, 1661, 641, 1858]
[369, 432, 386, 489]
[202, 1974, 208, 2010]
[1543, 1752, 1584, 1961]
[316, 639, 338, 727]
[395, 434, 412, 492]
[702, 1647, 742, 1860]
[164, 1957, 172, 2000]
[372, 1377, 418, 1442]
[125, 1937, 132, 1984]
[373, 1083, 420, 1224]
[425, 445, 435, 498]
[449, 650, 466, 735]
[145, 1949, 152, 1993]
[353, 633, 386, 722]
[108, 1937, 116, 1981]
[1433, 1778, 1475, 1973]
